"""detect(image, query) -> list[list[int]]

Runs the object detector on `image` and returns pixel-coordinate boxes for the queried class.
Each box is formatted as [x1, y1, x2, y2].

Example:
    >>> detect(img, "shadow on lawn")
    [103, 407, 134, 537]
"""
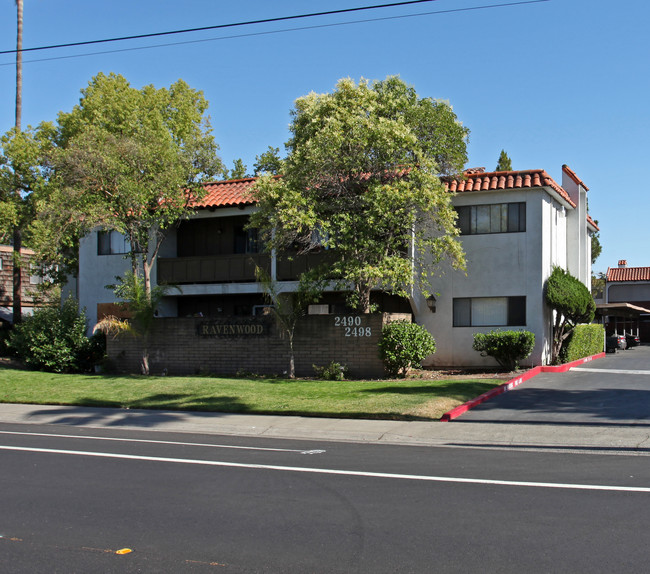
[28, 394, 249, 428]
[360, 381, 499, 396]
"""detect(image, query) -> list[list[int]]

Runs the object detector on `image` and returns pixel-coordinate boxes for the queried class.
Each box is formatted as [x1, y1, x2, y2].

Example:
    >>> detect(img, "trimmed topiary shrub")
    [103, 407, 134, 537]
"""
[8, 297, 100, 373]
[562, 323, 604, 363]
[379, 320, 436, 378]
[472, 329, 535, 371]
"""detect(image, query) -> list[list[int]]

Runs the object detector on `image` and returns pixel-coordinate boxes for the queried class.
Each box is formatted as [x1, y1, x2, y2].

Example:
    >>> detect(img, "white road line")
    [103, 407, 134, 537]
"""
[0, 430, 324, 455]
[572, 368, 650, 375]
[1, 445, 649, 493]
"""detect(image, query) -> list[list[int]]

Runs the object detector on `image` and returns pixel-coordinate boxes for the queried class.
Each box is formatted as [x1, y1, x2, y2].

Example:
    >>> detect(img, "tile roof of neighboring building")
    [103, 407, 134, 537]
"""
[607, 266, 650, 282]
[444, 168, 576, 207]
[192, 178, 258, 209]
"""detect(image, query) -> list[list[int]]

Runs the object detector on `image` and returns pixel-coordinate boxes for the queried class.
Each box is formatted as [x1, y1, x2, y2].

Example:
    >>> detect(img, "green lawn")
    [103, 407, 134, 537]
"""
[0, 366, 502, 421]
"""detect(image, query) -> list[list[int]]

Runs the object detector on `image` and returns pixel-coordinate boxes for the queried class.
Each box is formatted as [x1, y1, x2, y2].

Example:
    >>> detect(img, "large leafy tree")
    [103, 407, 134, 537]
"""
[0, 125, 55, 300]
[253, 146, 284, 176]
[545, 266, 595, 363]
[35, 73, 222, 294]
[250, 76, 469, 312]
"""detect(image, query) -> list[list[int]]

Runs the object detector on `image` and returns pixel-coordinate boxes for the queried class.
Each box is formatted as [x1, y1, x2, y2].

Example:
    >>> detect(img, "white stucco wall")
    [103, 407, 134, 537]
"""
[77, 231, 132, 331]
[416, 188, 571, 368]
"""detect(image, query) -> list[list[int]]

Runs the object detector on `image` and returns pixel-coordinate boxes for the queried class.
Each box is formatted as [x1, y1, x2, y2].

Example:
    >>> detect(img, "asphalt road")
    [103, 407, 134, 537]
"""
[2, 422, 650, 573]
[458, 344, 650, 425]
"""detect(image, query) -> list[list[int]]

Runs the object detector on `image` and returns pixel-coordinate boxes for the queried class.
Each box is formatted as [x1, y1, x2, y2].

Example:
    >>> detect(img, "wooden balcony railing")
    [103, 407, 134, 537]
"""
[158, 254, 271, 284]
[158, 251, 336, 285]
[276, 251, 336, 281]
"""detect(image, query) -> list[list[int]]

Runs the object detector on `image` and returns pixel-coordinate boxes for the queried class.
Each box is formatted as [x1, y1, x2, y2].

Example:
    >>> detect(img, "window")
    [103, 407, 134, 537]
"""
[453, 296, 526, 327]
[234, 227, 260, 254]
[456, 202, 526, 235]
[97, 230, 130, 255]
[29, 264, 43, 285]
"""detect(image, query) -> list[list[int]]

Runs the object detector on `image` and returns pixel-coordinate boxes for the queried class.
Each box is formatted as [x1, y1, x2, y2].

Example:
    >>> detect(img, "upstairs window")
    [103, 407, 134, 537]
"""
[453, 296, 526, 327]
[456, 202, 526, 235]
[97, 230, 130, 255]
[234, 227, 260, 254]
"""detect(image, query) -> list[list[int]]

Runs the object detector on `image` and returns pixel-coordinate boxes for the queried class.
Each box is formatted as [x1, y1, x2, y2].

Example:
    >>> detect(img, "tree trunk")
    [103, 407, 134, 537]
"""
[13, 0, 23, 325]
[12, 227, 22, 324]
[357, 285, 371, 313]
[288, 333, 296, 378]
[15, 0, 23, 131]
[141, 348, 150, 376]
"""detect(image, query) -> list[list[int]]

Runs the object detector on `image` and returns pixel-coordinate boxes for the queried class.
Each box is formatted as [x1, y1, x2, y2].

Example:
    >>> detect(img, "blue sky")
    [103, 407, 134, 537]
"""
[0, 0, 647, 275]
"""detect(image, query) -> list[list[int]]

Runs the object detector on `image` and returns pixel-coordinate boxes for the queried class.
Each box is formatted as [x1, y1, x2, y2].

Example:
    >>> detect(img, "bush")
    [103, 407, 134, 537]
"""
[313, 361, 348, 381]
[8, 297, 100, 373]
[472, 330, 535, 371]
[562, 323, 604, 363]
[379, 320, 436, 378]
[0, 321, 11, 356]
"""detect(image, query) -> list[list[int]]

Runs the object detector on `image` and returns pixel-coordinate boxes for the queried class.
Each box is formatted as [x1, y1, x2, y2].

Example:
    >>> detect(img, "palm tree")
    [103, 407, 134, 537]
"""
[13, 0, 24, 324]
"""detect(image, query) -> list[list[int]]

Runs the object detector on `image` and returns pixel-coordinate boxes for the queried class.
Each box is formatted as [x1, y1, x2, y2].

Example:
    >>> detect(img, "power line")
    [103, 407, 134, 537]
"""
[0, 0, 550, 67]
[0, 0, 441, 55]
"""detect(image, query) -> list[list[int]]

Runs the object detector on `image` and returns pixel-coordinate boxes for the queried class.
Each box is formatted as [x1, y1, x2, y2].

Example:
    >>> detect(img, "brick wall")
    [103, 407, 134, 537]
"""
[106, 312, 411, 378]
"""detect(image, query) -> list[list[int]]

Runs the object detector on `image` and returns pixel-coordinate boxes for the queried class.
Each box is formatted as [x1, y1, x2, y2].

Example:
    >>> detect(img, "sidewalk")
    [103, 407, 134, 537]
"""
[1, 402, 649, 452]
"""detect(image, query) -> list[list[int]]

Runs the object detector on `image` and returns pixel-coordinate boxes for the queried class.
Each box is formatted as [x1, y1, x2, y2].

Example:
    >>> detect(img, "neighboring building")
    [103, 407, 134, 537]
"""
[0, 245, 41, 324]
[73, 164, 597, 371]
[604, 261, 650, 341]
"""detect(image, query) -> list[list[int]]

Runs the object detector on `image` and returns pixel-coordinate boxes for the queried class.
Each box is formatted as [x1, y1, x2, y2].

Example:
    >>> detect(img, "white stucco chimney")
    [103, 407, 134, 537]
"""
[618, 260, 627, 268]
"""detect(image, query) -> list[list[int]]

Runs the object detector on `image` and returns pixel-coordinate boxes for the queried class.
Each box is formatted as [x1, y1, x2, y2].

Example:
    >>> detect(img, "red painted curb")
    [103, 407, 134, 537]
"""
[440, 353, 606, 422]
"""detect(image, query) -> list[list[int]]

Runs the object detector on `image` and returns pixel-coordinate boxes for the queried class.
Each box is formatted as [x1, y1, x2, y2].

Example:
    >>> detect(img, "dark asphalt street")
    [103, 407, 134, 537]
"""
[2, 423, 650, 573]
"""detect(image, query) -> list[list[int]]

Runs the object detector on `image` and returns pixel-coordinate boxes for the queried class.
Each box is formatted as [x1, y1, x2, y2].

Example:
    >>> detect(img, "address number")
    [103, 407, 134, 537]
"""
[345, 326, 372, 337]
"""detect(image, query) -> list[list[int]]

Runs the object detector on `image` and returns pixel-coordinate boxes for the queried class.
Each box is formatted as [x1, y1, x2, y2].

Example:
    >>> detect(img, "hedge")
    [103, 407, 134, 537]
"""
[562, 323, 604, 363]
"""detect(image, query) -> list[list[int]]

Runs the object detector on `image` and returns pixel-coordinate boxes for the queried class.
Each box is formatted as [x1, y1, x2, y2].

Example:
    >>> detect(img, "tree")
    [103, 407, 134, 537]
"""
[15, 0, 23, 131]
[253, 146, 284, 175]
[545, 266, 595, 364]
[590, 219, 602, 264]
[13, 0, 24, 323]
[95, 271, 179, 375]
[37, 73, 222, 295]
[250, 76, 469, 312]
[495, 149, 512, 171]
[255, 266, 324, 378]
[0, 125, 55, 293]
[223, 158, 249, 180]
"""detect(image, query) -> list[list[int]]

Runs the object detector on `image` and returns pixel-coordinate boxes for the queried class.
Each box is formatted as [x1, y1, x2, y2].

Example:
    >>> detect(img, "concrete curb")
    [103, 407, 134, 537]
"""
[440, 352, 606, 422]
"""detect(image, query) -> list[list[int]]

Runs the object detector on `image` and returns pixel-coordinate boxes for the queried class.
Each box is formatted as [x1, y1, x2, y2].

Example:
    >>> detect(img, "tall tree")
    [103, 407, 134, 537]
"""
[590, 219, 602, 264]
[15, 0, 22, 131]
[253, 146, 284, 175]
[38, 73, 222, 296]
[223, 158, 249, 180]
[250, 76, 468, 312]
[495, 149, 512, 171]
[13, 0, 24, 323]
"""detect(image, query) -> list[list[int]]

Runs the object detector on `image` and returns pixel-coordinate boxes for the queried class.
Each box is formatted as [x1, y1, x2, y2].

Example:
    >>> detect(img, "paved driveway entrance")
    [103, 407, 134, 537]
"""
[457, 345, 650, 425]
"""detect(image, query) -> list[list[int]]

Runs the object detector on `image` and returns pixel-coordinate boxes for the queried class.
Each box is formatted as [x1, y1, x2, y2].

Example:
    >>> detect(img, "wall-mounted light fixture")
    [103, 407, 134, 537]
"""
[426, 294, 437, 313]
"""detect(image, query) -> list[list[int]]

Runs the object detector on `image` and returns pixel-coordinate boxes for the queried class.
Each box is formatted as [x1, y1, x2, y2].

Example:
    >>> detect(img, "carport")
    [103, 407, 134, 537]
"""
[595, 302, 650, 342]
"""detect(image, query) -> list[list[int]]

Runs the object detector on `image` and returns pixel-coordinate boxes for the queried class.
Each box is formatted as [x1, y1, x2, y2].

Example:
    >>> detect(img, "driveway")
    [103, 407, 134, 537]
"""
[456, 344, 650, 425]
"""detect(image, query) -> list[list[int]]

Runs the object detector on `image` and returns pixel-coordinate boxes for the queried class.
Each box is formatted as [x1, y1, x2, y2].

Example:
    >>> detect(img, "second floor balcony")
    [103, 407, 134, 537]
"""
[157, 251, 335, 285]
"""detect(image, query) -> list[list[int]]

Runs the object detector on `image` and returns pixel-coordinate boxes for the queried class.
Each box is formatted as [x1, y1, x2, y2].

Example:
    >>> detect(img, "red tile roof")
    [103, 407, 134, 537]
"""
[562, 164, 589, 191]
[191, 168, 591, 221]
[607, 267, 650, 282]
[444, 168, 576, 207]
[192, 178, 257, 209]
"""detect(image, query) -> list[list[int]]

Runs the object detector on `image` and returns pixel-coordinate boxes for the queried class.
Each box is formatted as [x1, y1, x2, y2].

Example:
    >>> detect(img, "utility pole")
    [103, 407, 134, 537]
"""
[13, 0, 24, 324]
